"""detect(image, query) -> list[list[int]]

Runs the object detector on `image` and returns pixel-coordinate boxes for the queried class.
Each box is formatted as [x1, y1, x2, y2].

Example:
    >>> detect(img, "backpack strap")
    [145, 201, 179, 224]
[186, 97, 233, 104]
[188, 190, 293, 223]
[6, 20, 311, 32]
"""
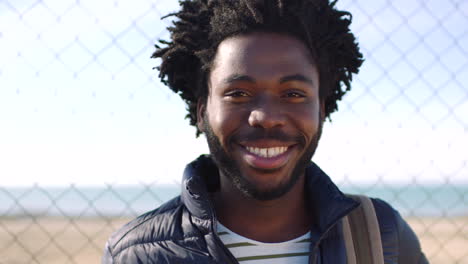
[343, 194, 384, 264]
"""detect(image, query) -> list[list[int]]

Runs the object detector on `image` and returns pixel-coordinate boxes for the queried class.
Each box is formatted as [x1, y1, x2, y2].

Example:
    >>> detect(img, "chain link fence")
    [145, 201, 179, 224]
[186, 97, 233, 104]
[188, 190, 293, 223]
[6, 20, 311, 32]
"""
[0, 0, 467, 263]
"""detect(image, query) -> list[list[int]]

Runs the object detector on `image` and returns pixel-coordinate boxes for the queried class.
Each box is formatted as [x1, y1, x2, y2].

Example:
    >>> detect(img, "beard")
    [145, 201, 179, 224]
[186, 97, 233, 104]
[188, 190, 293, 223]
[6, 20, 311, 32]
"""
[203, 112, 323, 201]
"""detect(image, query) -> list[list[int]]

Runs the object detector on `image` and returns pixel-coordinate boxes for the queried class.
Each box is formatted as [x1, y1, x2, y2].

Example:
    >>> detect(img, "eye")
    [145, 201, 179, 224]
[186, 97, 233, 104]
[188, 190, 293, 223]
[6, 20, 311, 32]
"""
[223, 89, 252, 103]
[283, 90, 307, 98]
[225, 90, 250, 98]
[285, 91, 305, 98]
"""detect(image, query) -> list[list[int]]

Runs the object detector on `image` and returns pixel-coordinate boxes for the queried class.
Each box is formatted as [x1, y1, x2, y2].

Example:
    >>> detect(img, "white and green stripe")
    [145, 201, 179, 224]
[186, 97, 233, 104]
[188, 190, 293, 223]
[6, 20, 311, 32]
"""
[217, 222, 311, 264]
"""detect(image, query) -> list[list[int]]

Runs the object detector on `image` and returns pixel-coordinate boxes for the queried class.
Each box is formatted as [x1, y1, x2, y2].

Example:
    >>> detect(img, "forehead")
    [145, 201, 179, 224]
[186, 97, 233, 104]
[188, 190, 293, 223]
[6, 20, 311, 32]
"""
[211, 33, 317, 77]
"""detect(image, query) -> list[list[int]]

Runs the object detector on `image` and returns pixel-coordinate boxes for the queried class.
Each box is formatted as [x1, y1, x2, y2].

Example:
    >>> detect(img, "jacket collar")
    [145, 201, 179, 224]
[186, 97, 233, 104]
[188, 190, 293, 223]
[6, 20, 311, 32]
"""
[180, 155, 217, 220]
[304, 163, 359, 234]
[181, 155, 359, 233]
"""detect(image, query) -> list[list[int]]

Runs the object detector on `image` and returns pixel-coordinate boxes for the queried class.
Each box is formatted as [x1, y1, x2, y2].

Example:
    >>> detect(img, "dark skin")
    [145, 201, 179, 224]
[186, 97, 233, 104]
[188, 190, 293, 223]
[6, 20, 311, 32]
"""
[213, 170, 312, 243]
[198, 33, 324, 243]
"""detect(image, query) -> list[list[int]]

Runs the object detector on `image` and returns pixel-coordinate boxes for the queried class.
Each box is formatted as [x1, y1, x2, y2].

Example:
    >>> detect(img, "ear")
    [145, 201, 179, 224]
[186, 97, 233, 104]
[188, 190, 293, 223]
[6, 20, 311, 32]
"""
[196, 99, 206, 133]
[319, 101, 326, 121]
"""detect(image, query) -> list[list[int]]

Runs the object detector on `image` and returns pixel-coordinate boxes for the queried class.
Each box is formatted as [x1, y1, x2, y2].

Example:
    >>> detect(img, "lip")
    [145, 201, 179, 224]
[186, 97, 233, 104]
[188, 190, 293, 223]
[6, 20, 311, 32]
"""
[238, 139, 296, 148]
[237, 143, 296, 170]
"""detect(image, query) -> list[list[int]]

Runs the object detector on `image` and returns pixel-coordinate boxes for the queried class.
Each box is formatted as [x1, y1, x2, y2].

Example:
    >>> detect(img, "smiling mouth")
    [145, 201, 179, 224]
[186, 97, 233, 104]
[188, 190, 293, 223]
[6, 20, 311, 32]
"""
[245, 146, 288, 158]
[239, 144, 294, 170]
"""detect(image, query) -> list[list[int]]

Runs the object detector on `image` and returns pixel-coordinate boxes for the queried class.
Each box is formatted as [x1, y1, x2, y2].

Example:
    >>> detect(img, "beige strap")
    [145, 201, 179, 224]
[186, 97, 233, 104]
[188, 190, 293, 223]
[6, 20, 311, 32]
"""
[342, 216, 357, 264]
[359, 195, 384, 264]
[344, 194, 384, 264]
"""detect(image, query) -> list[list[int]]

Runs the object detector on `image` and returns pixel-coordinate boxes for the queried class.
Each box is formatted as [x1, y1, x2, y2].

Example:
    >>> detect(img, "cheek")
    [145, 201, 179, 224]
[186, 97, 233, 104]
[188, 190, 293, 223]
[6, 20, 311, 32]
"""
[206, 102, 245, 144]
[291, 104, 321, 138]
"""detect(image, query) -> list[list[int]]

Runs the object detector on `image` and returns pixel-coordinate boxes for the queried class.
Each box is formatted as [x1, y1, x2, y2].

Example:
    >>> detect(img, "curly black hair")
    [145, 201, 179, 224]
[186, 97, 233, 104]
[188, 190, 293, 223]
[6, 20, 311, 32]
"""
[152, 0, 363, 136]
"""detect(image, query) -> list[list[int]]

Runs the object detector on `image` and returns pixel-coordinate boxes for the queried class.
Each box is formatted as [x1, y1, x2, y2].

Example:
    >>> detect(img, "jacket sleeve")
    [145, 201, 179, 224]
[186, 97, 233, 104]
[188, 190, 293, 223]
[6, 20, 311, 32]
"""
[101, 241, 114, 264]
[395, 211, 429, 264]
[372, 198, 429, 264]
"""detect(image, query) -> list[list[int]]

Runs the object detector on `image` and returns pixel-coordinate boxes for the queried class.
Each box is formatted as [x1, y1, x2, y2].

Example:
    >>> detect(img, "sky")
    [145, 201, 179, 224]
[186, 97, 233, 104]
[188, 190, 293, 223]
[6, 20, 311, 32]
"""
[0, 0, 467, 186]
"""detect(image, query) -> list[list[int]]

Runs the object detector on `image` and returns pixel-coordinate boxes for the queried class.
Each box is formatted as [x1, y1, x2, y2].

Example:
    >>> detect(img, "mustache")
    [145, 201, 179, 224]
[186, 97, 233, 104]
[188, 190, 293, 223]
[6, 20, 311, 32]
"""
[231, 129, 306, 146]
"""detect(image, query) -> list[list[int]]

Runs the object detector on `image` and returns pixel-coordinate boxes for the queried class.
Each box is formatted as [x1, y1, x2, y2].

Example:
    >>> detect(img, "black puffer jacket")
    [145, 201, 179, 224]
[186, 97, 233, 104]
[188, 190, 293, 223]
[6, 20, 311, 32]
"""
[103, 155, 429, 264]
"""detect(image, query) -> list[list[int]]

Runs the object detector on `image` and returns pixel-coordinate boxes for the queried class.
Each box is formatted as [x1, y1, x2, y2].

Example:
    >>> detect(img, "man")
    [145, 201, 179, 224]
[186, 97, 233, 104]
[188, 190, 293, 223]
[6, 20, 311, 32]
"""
[103, 0, 428, 263]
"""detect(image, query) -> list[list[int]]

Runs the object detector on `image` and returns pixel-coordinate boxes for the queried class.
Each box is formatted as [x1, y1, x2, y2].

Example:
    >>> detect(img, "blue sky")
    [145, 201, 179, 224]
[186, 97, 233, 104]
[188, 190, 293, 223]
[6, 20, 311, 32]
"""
[0, 0, 467, 186]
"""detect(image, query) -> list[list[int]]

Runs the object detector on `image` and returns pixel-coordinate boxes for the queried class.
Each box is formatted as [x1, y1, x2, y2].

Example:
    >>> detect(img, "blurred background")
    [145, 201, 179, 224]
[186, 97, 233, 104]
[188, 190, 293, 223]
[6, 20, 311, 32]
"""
[0, 0, 467, 263]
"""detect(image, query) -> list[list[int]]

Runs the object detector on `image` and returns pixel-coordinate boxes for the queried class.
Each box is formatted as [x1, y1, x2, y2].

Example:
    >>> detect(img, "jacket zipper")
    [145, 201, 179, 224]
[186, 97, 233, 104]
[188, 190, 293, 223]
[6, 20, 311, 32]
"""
[309, 204, 360, 264]
[212, 226, 239, 264]
[309, 223, 336, 264]
[207, 197, 239, 264]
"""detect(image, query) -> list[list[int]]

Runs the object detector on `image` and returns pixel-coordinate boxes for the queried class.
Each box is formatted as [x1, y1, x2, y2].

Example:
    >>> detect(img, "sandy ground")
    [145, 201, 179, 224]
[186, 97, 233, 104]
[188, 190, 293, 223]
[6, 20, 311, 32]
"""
[0, 216, 467, 264]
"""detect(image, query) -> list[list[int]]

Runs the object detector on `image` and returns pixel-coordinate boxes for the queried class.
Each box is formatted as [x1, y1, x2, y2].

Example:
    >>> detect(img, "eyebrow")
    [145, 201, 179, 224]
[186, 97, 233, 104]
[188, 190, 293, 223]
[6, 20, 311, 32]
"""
[279, 74, 315, 86]
[222, 74, 315, 86]
[222, 74, 255, 84]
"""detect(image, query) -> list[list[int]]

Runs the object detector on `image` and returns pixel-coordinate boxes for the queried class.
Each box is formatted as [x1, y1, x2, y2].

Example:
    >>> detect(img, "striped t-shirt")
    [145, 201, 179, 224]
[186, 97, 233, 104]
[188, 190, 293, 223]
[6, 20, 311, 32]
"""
[217, 222, 311, 263]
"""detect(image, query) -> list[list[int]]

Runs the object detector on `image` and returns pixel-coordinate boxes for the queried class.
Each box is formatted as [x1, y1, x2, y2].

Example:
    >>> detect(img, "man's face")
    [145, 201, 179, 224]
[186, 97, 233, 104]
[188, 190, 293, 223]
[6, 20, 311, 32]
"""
[198, 33, 323, 200]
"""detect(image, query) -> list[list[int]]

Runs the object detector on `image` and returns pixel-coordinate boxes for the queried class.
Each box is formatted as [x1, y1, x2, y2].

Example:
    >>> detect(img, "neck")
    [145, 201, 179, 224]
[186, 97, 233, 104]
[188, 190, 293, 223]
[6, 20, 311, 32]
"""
[213, 173, 311, 243]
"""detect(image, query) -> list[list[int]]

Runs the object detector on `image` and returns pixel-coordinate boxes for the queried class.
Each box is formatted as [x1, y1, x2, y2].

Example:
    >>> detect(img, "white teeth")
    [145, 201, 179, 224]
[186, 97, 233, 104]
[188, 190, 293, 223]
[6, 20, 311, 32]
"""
[245, 146, 288, 158]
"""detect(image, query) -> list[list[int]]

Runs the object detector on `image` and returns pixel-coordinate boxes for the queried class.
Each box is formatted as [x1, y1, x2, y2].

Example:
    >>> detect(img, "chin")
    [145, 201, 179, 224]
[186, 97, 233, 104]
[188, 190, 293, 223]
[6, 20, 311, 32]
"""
[231, 167, 301, 201]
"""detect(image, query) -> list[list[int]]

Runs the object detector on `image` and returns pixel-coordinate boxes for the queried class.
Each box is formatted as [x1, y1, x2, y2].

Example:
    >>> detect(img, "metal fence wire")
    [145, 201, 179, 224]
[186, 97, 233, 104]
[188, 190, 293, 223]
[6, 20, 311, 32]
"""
[1, 0, 467, 263]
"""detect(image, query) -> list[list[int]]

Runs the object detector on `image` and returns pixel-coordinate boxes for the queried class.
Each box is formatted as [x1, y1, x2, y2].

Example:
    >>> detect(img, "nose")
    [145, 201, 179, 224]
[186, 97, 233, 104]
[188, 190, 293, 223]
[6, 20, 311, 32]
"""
[248, 97, 286, 129]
